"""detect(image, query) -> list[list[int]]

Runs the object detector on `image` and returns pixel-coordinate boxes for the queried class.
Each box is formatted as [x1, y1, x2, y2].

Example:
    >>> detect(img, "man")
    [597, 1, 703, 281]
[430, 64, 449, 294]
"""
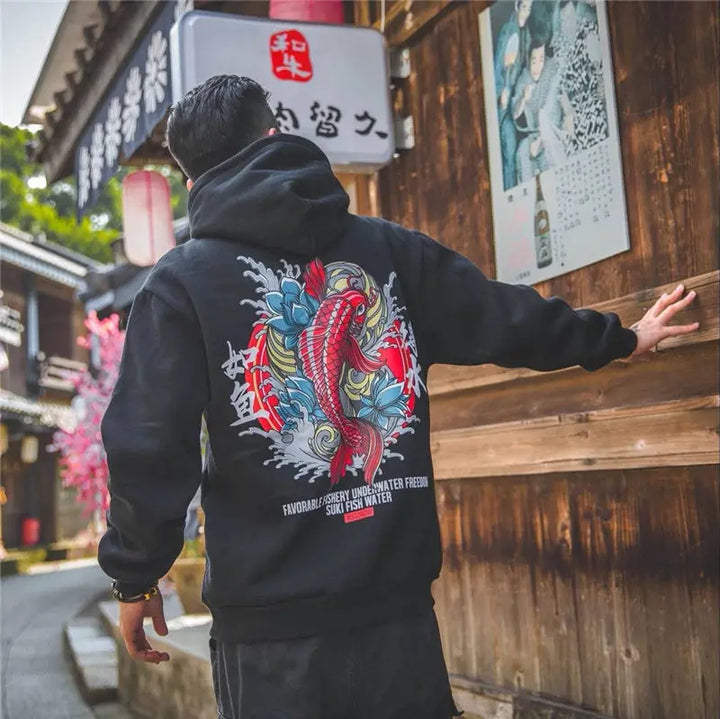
[98, 75, 698, 719]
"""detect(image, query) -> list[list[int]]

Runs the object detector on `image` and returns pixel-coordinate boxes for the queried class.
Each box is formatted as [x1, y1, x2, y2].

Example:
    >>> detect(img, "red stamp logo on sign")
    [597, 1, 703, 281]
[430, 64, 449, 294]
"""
[270, 30, 313, 82]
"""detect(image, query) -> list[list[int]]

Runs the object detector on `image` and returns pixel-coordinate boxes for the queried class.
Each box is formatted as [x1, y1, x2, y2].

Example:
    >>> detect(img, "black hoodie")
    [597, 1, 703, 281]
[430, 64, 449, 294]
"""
[98, 134, 637, 641]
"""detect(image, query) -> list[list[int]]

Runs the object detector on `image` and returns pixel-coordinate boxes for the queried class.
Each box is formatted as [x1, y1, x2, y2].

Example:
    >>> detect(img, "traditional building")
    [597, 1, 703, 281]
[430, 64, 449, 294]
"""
[0, 223, 100, 549]
[25, 2, 719, 717]
[80, 217, 191, 317]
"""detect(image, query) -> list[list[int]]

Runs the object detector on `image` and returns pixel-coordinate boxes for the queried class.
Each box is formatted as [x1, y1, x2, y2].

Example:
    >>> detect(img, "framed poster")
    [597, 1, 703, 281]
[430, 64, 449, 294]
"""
[479, 0, 630, 284]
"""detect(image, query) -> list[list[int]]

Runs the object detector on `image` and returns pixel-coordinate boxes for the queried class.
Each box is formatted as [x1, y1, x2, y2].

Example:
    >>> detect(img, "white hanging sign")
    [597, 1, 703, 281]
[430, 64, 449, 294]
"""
[170, 12, 394, 172]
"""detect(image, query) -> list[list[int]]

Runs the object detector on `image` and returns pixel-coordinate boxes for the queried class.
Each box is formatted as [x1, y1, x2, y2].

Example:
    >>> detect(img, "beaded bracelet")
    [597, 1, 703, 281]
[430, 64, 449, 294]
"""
[111, 582, 159, 603]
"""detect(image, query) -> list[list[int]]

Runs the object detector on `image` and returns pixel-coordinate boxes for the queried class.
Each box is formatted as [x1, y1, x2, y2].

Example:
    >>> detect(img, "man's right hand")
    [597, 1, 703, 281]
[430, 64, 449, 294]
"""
[630, 284, 699, 356]
[119, 593, 171, 664]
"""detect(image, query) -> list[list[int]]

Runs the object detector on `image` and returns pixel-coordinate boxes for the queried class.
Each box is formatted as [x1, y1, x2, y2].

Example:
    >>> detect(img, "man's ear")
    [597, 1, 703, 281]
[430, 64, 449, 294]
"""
[268, 127, 278, 136]
[186, 179, 194, 191]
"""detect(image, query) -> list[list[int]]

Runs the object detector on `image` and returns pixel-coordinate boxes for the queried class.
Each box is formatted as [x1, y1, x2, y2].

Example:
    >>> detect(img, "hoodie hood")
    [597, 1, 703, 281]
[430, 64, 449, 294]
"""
[188, 134, 350, 257]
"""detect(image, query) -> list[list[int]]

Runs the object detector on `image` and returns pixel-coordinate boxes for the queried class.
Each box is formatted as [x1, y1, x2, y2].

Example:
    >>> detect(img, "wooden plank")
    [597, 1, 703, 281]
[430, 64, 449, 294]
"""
[428, 270, 719, 397]
[430, 341, 719, 432]
[434, 467, 720, 717]
[372, 0, 453, 47]
[617, 469, 700, 718]
[431, 395, 719, 480]
[352, 0, 371, 27]
[683, 472, 720, 719]
[592, 270, 719, 350]
[450, 686, 513, 719]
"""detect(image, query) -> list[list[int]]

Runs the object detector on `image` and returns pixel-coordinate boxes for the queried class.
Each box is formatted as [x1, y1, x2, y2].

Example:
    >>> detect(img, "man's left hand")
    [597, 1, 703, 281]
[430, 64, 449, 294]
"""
[630, 284, 699, 356]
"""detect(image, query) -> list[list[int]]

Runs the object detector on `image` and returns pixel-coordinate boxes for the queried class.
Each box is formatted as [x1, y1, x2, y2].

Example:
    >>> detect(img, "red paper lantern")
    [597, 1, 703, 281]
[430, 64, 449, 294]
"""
[21, 517, 40, 546]
[269, 0, 344, 24]
[121, 170, 175, 266]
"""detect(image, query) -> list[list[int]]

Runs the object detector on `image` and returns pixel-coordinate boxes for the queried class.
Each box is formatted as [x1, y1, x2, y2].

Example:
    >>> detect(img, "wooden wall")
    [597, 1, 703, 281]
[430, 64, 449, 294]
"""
[435, 466, 718, 719]
[373, 0, 719, 299]
[355, 1, 719, 717]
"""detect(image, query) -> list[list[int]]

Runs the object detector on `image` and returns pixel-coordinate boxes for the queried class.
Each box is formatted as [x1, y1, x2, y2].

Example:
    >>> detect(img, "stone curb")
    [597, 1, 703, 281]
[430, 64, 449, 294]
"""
[64, 615, 119, 706]
[99, 600, 216, 719]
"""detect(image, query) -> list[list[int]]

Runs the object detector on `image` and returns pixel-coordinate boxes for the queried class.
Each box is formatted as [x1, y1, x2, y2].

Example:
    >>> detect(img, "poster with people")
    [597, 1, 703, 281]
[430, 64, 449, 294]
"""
[479, 0, 630, 284]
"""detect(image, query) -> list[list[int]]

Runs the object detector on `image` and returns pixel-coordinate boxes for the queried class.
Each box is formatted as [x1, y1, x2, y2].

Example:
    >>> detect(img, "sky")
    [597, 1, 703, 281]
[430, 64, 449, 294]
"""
[0, 0, 69, 127]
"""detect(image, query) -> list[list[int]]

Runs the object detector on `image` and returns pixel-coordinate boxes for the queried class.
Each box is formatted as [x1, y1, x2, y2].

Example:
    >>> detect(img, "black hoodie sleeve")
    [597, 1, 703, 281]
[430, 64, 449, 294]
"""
[389, 230, 637, 371]
[98, 288, 209, 595]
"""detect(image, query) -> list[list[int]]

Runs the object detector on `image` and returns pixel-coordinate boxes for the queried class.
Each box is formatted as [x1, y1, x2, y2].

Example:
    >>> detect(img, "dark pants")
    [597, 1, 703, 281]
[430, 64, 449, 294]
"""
[209, 610, 461, 719]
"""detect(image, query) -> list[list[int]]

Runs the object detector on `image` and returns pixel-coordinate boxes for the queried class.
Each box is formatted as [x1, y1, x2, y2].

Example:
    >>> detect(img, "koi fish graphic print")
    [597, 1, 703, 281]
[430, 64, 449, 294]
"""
[222, 255, 425, 488]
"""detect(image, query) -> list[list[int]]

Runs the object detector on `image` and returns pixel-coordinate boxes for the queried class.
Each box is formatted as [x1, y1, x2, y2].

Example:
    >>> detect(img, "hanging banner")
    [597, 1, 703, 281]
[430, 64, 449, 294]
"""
[479, 0, 630, 284]
[170, 11, 393, 172]
[75, 2, 176, 215]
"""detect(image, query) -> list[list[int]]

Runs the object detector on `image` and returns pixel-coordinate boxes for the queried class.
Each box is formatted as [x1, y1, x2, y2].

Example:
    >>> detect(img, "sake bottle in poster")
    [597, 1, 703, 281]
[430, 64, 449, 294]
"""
[534, 172, 553, 269]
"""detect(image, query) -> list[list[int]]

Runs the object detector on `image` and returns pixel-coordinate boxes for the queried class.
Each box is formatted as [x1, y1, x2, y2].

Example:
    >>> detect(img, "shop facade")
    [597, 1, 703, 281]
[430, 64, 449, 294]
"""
[25, 2, 718, 716]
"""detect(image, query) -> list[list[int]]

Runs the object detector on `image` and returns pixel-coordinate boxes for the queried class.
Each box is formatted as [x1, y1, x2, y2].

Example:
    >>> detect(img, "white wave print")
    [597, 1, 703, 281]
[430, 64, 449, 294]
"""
[225, 255, 424, 486]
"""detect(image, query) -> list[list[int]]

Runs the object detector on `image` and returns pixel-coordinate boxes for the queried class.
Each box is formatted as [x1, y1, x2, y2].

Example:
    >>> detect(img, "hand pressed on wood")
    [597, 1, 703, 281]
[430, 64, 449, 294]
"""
[119, 593, 170, 663]
[630, 284, 699, 356]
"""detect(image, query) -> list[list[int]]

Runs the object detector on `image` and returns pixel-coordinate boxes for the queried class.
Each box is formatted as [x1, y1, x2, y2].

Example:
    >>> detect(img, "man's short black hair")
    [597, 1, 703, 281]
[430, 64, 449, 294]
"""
[166, 75, 278, 181]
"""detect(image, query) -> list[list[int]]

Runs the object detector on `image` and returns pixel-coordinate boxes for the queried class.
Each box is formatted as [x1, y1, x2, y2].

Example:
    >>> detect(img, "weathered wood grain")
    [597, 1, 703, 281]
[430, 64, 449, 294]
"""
[369, 0, 454, 47]
[365, 1, 720, 717]
[352, 0, 371, 27]
[376, 2, 719, 306]
[430, 341, 719, 432]
[434, 467, 720, 718]
[431, 395, 719, 480]
[428, 270, 719, 397]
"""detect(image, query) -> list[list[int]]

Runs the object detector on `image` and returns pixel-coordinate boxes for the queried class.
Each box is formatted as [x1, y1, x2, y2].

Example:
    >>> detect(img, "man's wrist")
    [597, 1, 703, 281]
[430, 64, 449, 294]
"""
[628, 322, 641, 355]
[112, 580, 159, 603]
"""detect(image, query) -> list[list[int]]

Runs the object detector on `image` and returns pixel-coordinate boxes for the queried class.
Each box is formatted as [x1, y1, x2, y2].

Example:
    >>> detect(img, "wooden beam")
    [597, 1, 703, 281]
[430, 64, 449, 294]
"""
[430, 341, 719, 433]
[431, 395, 719, 480]
[82, 25, 99, 49]
[353, 0, 372, 27]
[450, 686, 513, 719]
[372, 0, 453, 47]
[42, 1, 160, 183]
[53, 89, 71, 110]
[428, 271, 719, 397]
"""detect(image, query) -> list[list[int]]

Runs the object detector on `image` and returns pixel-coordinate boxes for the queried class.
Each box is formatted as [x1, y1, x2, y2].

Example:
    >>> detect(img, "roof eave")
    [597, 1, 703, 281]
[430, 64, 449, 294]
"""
[27, 1, 162, 183]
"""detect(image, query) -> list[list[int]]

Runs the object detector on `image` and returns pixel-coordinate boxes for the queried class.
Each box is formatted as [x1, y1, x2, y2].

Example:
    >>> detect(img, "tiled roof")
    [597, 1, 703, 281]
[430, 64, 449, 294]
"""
[0, 223, 98, 289]
[0, 390, 75, 431]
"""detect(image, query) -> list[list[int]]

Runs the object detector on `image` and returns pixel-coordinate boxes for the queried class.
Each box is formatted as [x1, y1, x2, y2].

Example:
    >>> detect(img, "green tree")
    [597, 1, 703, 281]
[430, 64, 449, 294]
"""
[0, 124, 34, 175]
[0, 124, 189, 263]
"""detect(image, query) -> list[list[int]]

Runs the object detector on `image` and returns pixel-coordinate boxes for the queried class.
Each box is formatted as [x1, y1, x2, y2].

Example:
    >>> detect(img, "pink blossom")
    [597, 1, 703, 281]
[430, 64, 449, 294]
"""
[51, 312, 125, 516]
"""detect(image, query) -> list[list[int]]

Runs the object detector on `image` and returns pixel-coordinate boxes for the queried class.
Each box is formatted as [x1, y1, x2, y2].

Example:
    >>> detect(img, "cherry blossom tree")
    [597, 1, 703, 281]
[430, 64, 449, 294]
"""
[51, 312, 125, 522]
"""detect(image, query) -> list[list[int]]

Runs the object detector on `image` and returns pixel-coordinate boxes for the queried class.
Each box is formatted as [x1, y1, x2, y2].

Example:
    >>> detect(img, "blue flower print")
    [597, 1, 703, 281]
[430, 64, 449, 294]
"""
[265, 277, 320, 350]
[276, 375, 326, 431]
[357, 370, 408, 431]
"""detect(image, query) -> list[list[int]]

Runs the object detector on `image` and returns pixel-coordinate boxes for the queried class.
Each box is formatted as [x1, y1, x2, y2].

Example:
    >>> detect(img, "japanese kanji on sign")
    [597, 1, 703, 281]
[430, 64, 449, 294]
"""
[270, 29, 314, 82]
[171, 11, 394, 172]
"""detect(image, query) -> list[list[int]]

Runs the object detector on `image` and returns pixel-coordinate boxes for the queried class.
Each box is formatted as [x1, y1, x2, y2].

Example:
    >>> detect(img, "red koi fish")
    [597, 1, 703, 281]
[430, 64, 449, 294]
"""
[298, 259, 386, 486]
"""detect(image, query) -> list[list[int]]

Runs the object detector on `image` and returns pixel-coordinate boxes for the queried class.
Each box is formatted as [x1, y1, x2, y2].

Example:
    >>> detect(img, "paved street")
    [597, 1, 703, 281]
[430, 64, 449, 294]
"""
[1, 560, 109, 718]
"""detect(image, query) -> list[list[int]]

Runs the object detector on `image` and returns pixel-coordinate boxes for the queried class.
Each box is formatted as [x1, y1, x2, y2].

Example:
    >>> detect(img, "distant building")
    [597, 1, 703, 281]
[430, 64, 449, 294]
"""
[80, 217, 190, 318]
[0, 222, 101, 549]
